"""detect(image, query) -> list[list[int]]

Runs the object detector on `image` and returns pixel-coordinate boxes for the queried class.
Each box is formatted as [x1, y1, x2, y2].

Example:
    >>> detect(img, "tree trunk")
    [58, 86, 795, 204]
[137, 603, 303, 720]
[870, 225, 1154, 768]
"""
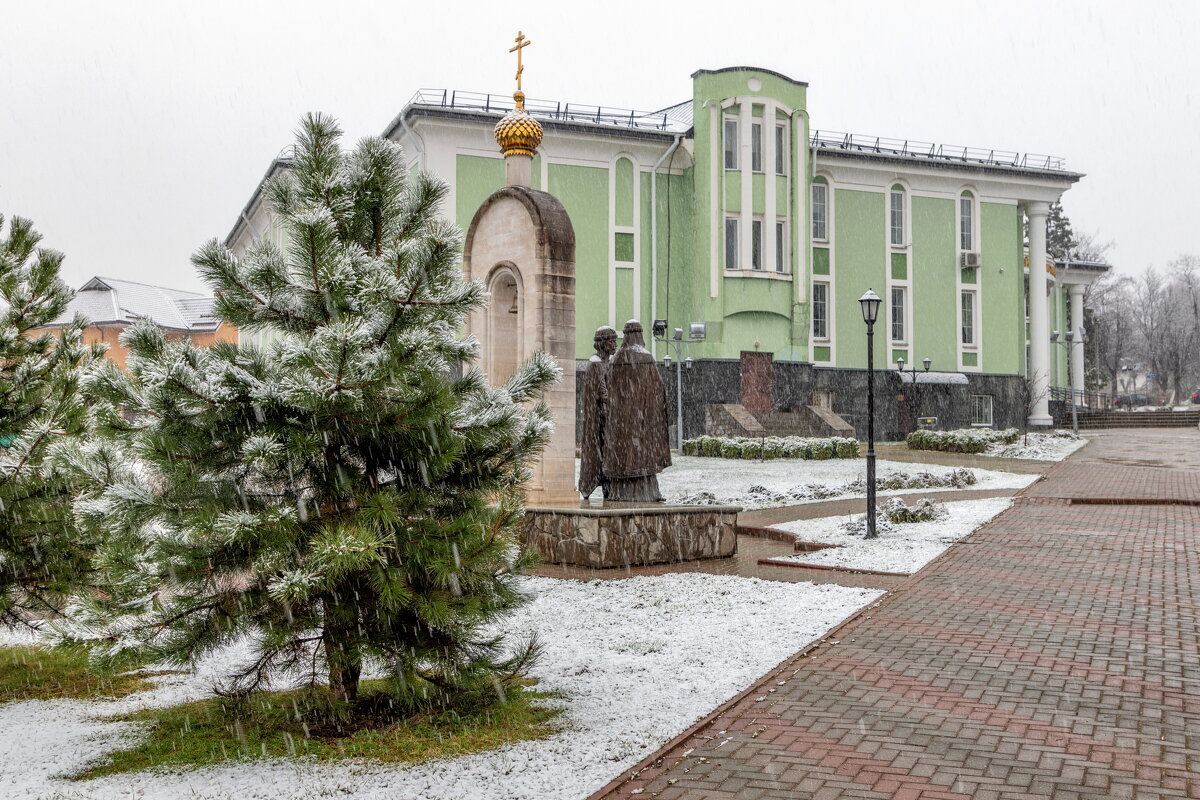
[323, 592, 362, 705]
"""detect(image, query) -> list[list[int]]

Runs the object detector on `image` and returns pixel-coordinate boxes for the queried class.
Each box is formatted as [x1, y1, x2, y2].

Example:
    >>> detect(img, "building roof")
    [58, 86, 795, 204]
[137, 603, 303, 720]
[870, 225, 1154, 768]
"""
[52, 276, 222, 332]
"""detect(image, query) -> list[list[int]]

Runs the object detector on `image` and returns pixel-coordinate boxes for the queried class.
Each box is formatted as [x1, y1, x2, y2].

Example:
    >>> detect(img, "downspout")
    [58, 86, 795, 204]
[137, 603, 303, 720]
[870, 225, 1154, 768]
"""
[650, 133, 682, 360]
[398, 111, 426, 171]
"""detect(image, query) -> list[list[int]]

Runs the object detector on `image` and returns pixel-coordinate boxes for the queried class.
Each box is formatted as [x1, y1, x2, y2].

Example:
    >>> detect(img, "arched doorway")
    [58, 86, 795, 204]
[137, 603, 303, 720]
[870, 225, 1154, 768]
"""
[486, 265, 521, 385]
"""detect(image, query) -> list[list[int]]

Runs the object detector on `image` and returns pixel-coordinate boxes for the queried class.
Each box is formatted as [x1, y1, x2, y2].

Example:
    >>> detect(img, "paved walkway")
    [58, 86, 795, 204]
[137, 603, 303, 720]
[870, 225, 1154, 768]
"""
[591, 429, 1200, 799]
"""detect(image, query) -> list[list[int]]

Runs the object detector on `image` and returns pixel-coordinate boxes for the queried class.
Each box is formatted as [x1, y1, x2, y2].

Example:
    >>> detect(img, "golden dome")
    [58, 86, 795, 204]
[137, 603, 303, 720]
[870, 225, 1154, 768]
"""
[494, 92, 543, 157]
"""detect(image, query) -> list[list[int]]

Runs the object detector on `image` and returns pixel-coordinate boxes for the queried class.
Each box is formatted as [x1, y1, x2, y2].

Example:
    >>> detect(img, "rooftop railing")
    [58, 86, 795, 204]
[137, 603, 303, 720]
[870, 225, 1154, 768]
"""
[810, 130, 1067, 172]
[407, 89, 690, 132]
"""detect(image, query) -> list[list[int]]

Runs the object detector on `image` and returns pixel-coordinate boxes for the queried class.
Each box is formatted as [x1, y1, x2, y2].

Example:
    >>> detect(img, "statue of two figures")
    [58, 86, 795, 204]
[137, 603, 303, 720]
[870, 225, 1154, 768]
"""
[578, 320, 672, 502]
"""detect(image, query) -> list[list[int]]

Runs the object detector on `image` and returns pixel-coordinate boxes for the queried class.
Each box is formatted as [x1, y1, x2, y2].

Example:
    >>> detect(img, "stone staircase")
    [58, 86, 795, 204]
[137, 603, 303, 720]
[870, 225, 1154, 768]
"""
[1056, 409, 1200, 429]
[705, 403, 856, 439]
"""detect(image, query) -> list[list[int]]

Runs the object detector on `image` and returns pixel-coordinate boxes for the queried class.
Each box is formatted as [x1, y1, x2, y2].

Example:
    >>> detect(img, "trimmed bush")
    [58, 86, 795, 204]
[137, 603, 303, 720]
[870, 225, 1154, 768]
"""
[905, 428, 1019, 454]
[680, 435, 860, 461]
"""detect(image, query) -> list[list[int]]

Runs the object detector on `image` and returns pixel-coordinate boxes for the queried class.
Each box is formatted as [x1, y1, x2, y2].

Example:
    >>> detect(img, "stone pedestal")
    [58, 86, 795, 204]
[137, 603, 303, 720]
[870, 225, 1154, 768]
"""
[521, 503, 741, 568]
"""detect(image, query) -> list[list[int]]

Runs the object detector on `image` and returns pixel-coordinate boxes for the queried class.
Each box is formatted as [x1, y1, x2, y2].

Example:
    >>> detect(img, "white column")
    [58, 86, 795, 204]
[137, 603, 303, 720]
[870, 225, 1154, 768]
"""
[1069, 283, 1086, 405]
[1026, 201, 1053, 427]
[739, 100, 753, 270]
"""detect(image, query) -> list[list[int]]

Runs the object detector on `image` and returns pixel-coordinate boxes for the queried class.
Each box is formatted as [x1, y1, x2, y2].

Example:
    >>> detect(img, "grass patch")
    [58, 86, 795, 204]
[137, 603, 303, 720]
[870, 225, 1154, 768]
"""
[0, 645, 159, 703]
[73, 680, 561, 779]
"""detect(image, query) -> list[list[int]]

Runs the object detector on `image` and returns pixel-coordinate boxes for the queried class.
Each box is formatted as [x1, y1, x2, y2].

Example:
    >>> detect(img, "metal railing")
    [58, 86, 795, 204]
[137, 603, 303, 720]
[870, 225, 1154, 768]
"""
[809, 130, 1067, 172]
[407, 89, 688, 132]
[1050, 386, 1116, 410]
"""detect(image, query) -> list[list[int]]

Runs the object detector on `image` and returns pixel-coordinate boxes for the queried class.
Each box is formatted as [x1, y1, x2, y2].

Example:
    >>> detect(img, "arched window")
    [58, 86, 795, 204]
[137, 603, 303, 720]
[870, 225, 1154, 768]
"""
[889, 184, 906, 247]
[959, 190, 976, 252]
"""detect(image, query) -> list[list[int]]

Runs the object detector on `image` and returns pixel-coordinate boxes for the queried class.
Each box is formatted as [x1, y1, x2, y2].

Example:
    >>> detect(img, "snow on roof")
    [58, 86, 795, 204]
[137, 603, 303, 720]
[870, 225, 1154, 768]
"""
[51, 276, 221, 332]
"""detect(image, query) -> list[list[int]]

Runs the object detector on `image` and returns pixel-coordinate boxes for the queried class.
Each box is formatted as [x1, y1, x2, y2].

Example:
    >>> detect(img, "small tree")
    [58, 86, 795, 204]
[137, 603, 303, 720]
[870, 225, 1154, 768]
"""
[78, 115, 557, 713]
[0, 215, 96, 626]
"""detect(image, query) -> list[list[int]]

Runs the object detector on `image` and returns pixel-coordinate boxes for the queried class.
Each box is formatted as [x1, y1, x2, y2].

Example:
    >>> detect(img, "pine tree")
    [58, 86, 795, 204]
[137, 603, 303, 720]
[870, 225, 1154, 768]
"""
[1045, 200, 1078, 260]
[0, 215, 96, 626]
[79, 114, 558, 712]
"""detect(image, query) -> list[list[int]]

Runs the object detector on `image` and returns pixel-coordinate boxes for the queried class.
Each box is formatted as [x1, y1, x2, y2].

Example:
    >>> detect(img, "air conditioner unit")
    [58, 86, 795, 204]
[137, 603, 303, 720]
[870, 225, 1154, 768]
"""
[960, 252, 981, 269]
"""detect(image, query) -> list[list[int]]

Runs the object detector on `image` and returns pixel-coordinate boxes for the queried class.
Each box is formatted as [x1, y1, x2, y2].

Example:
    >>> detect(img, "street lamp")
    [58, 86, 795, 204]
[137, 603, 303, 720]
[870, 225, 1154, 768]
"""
[656, 322, 706, 451]
[859, 289, 881, 540]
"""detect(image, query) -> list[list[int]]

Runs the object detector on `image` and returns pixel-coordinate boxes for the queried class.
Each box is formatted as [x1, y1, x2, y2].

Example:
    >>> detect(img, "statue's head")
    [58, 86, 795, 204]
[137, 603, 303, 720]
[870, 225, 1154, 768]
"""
[621, 320, 645, 348]
[594, 325, 617, 357]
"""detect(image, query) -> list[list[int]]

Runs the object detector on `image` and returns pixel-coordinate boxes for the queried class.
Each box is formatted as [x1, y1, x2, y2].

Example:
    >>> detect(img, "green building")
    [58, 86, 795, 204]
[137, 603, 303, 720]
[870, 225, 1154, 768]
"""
[228, 66, 1105, 438]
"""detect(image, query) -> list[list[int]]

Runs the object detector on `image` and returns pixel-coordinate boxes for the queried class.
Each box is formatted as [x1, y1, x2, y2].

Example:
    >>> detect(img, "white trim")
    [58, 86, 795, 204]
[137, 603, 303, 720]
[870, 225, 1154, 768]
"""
[709, 102, 720, 298]
[763, 101, 777, 276]
[739, 101, 753, 278]
[725, 269, 793, 282]
[608, 153, 641, 327]
[811, 278, 833, 365]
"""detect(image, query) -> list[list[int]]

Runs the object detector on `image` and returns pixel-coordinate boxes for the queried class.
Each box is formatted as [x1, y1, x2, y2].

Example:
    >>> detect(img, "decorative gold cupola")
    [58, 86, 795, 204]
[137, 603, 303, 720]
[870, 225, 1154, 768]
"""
[494, 31, 542, 187]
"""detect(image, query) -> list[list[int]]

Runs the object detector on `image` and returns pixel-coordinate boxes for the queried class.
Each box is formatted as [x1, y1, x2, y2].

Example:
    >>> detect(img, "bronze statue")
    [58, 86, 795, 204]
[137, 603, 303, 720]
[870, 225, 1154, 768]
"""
[601, 320, 672, 502]
[578, 325, 617, 498]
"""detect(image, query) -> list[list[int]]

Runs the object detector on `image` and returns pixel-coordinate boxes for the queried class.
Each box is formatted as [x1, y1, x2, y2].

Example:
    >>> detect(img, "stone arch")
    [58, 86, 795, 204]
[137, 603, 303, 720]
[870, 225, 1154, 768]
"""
[485, 262, 524, 384]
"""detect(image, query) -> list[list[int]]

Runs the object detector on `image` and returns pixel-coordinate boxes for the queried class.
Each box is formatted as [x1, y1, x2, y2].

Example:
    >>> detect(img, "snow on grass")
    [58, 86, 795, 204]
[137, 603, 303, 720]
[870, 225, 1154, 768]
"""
[652, 456, 1034, 509]
[0, 574, 881, 800]
[770, 497, 1013, 575]
[984, 431, 1086, 461]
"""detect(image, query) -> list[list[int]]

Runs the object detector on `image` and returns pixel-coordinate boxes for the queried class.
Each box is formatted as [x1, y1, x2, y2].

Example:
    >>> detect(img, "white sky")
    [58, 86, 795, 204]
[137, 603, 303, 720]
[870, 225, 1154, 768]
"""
[2, 0, 1196, 294]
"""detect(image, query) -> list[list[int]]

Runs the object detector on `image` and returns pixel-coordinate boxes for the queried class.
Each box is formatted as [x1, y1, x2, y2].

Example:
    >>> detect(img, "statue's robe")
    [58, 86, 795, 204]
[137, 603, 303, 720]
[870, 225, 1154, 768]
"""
[602, 334, 671, 501]
[577, 353, 609, 498]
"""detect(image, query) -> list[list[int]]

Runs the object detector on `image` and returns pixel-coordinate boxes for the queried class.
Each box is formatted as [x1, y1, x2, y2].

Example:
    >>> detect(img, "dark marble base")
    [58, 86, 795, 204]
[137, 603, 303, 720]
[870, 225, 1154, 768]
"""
[521, 502, 740, 568]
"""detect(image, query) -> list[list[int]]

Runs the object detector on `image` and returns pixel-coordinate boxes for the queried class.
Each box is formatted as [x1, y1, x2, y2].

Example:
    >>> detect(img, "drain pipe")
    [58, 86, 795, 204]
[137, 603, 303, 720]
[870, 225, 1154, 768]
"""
[398, 111, 426, 171]
[650, 134, 682, 360]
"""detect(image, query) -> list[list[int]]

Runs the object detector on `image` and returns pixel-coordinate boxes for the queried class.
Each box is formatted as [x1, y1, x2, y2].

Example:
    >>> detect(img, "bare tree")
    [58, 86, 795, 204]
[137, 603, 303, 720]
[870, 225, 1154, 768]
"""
[1086, 272, 1135, 395]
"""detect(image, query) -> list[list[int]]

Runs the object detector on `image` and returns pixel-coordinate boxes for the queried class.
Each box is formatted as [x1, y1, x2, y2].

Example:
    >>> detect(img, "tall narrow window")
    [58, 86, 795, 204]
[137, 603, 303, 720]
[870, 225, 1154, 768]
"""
[724, 118, 738, 170]
[961, 291, 976, 345]
[724, 218, 739, 270]
[890, 187, 905, 246]
[891, 286, 906, 342]
[751, 219, 762, 269]
[812, 282, 829, 339]
[959, 192, 975, 251]
[775, 124, 787, 175]
[812, 182, 828, 241]
[775, 220, 786, 273]
[751, 122, 763, 172]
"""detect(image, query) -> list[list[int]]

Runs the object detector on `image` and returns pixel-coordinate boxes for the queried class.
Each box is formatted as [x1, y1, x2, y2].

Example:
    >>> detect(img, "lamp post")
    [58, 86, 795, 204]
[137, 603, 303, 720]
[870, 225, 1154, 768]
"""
[655, 321, 706, 450]
[859, 289, 882, 539]
[1050, 327, 1088, 434]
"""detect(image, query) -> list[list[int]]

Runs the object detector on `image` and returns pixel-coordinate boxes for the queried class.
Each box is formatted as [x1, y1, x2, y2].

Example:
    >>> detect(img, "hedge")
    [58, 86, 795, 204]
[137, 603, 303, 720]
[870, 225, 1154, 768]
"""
[905, 427, 1019, 454]
[681, 435, 860, 460]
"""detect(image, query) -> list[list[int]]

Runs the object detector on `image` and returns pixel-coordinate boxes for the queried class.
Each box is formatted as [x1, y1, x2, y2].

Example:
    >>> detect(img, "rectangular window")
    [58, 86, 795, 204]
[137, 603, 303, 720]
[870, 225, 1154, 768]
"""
[751, 123, 763, 172]
[775, 124, 787, 175]
[751, 219, 762, 269]
[971, 395, 994, 426]
[775, 220, 786, 273]
[959, 196, 974, 251]
[891, 286, 906, 342]
[812, 183, 828, 241]
[961, 291, 976, 345]
[812, 282, 829, 339]
[724, 118, 738, 170]
[890, 191, 905, 246]
[724, 218, 739, 270]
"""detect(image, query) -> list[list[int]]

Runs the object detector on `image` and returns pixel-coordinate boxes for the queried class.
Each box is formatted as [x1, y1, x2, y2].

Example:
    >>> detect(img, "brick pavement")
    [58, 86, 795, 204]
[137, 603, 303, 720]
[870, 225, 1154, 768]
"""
[591, 429, 1200, 799]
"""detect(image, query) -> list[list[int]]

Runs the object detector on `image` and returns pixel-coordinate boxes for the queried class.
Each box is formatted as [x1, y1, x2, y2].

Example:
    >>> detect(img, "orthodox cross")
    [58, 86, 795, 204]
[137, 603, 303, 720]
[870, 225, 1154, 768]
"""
[509, 31, 531, 95]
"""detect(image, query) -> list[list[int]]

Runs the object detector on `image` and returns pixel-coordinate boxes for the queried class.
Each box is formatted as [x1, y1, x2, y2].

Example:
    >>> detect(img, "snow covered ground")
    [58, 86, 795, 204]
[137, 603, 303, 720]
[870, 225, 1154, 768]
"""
[652, 456, 1035, 509]
[0, 574, 881, 800]
[984, 432, 1086, 461]
[770, 497, 1013, 574]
